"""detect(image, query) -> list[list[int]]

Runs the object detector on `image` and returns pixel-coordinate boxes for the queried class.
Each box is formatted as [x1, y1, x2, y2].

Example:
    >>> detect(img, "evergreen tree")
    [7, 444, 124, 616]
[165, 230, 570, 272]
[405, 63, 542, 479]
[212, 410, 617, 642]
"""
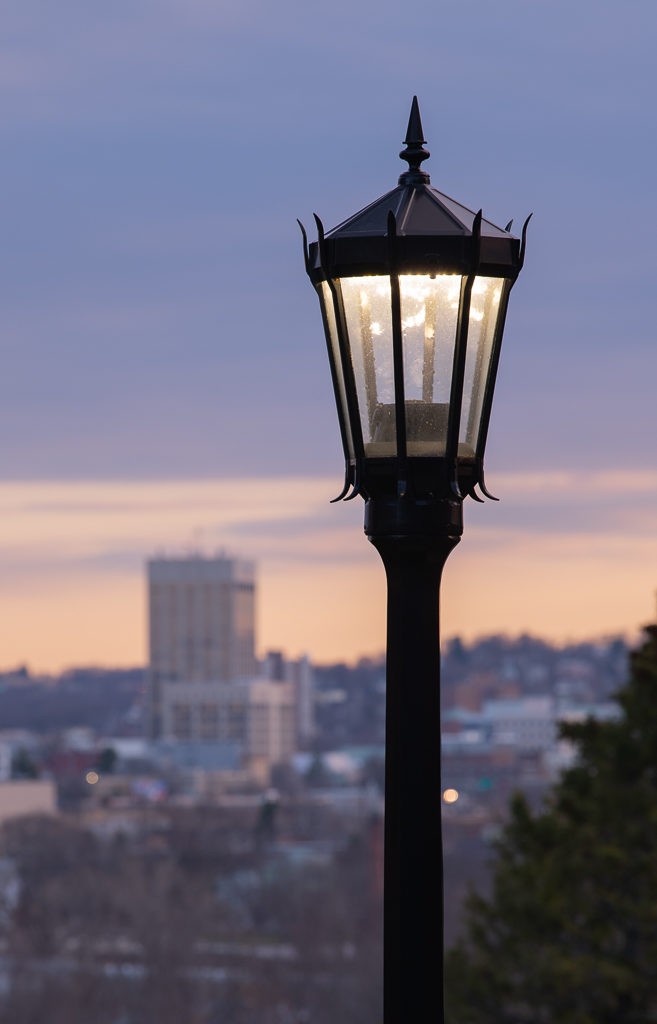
[95, 746, 117, 774]
[10, 747, 38, 779]
[446, 625, 657, 1024]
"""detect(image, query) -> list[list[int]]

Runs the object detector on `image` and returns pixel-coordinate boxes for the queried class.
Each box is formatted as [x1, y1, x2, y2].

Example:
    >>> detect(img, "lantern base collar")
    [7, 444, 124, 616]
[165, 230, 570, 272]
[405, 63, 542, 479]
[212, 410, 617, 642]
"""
[364, 493, 463, 544]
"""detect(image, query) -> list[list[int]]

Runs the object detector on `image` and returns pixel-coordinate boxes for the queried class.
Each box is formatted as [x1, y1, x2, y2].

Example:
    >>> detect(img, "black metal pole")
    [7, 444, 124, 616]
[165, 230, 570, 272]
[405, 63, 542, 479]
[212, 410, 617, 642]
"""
[366, 495, 462, 1024]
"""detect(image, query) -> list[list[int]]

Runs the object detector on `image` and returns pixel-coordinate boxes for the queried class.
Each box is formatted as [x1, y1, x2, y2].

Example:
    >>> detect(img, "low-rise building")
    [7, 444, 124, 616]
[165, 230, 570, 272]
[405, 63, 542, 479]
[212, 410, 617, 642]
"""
[0, 780, 57, 824]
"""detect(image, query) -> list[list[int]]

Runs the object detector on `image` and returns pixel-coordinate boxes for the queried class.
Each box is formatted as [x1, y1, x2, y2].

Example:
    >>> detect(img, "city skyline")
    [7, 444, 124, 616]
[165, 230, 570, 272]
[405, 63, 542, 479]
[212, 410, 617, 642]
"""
[0, 1, 655, 670]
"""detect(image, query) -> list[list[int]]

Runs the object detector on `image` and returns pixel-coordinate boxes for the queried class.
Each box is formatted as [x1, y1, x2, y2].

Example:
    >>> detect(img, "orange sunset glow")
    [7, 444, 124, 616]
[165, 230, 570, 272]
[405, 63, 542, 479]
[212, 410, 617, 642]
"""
[0, 472, 655, 673]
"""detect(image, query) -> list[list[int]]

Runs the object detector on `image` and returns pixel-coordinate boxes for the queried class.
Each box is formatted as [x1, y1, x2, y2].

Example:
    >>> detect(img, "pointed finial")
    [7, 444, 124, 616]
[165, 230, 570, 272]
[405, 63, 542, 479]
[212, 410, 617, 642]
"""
[399, 96, 430, 185]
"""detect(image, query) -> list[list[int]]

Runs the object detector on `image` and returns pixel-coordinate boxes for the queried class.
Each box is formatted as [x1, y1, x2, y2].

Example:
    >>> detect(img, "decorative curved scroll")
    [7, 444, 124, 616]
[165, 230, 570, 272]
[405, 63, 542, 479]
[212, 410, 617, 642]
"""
[330, 462, 355, 503]
[344, 463, 363, 501]
[296, 218, 310, 274]
[478, 465, 500, 502]
[519, 213, 533, 271]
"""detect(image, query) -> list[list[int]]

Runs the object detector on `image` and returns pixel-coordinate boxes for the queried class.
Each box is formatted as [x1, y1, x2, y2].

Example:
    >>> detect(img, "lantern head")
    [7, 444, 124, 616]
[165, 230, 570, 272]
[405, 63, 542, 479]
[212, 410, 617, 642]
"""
[300, 97, 530, 505]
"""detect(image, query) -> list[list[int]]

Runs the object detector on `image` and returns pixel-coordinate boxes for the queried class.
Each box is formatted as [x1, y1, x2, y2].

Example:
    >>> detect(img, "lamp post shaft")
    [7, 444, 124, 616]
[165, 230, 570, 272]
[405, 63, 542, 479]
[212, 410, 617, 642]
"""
[368, 501, 461, 1024]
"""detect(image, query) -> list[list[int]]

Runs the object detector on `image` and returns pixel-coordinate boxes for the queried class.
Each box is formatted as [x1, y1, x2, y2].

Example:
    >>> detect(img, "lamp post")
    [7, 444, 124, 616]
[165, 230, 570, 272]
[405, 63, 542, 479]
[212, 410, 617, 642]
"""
[299, 98, 529, 1023]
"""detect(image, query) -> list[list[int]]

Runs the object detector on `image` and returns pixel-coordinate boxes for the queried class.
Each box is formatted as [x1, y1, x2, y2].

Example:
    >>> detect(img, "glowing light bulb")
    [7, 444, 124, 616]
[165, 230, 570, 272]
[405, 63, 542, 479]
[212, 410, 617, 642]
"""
[402, 310, 426, 329]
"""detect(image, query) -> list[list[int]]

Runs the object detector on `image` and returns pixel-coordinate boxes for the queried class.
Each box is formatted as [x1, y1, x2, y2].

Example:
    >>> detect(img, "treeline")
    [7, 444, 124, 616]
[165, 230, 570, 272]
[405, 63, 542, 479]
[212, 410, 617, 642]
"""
[0, 668, 144, 734]
[0, 804, 382, 1024]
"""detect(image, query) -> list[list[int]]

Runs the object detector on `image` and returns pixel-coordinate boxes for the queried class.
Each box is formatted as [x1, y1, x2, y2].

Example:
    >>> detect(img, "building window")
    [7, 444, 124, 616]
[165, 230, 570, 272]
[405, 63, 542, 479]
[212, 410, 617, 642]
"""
[226, 703, 247, 741]
[199, 703, 219, 741]
[250, 704, 270, 757]
[172, 703, 192, 741]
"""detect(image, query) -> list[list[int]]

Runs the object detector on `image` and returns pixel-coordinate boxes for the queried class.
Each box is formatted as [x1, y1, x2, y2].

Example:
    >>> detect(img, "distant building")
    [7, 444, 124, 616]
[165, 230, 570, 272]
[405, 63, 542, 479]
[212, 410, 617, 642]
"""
[0, 780, 56, 824]
[147, 554, 256, 739]
[263, 651, 316, 748]
[443, 697, 558, 753]
[246, 679, 296, 782]
[290, 655, 315, 747]
[482, 696, 556, 751]
[146, 554, 295, 780]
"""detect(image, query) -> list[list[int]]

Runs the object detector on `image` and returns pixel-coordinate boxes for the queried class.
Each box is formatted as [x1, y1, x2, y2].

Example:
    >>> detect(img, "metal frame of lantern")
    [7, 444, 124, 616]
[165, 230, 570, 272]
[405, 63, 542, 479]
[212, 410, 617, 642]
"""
[299, 97, 530, 1024]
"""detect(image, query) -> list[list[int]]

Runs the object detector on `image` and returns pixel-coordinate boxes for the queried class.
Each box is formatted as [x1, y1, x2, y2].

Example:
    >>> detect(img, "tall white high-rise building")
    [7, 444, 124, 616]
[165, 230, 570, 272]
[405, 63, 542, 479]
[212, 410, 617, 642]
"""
[147, 554, 295, 779]
[148, 554, 256, 738]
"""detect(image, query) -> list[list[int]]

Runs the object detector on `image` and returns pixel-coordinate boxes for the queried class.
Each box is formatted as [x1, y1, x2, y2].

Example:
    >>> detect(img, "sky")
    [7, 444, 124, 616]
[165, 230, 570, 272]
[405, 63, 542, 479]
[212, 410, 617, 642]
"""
[0, 0, 656, 671]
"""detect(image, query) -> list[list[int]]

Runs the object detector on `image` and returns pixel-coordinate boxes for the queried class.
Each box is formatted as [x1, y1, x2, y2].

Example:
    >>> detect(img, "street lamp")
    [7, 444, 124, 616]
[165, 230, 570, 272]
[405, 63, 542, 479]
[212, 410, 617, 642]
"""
[299, 97, 529, 1023]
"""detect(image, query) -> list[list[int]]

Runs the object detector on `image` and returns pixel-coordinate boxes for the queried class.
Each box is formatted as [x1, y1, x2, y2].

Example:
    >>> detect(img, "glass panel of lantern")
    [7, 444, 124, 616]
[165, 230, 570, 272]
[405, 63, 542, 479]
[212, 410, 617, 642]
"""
[319, 281, 355, 460]
[340, 276, 396, 455]
[459, 276, 505, 457]
[338, 273, 505, 459]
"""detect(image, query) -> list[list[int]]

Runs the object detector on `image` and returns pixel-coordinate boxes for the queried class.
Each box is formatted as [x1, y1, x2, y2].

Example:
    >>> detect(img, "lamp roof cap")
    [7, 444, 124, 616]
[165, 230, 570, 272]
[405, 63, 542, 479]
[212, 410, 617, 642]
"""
[305, 97, 525, 281]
